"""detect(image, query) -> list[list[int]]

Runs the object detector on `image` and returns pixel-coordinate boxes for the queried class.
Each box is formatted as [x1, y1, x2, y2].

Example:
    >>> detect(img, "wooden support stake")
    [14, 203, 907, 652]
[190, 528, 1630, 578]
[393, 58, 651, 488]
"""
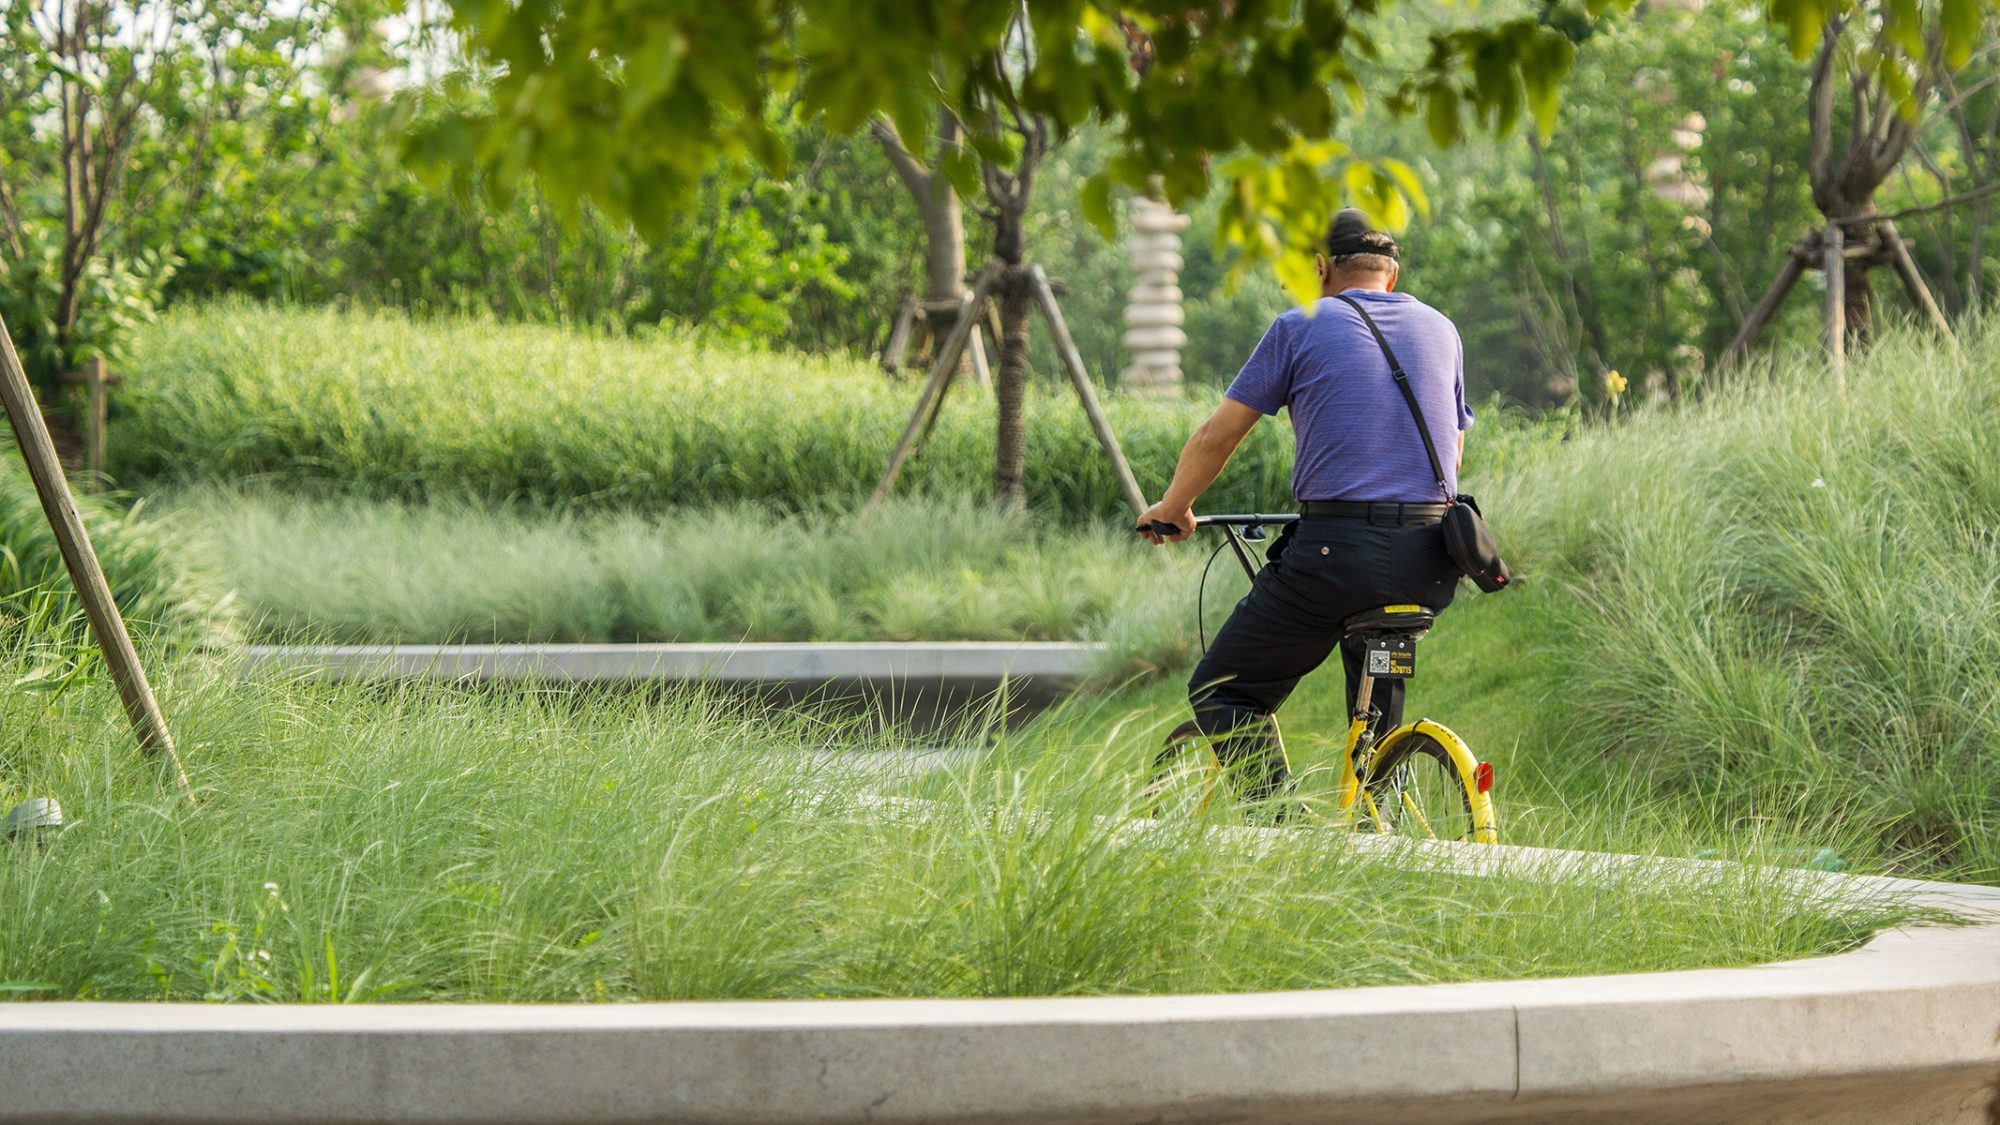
[966, 324, 992, 388]
[868, 267, 1000, 511]
[1879, 219, 1960, 354]
[881, 297, 919, 379]
[1823, 224, 1846, 389]
[1719, 242, 1810, 374]
[1028, 264, 1149, 518]
[85, 356, 107, 492]
[0, 312, 192, 801]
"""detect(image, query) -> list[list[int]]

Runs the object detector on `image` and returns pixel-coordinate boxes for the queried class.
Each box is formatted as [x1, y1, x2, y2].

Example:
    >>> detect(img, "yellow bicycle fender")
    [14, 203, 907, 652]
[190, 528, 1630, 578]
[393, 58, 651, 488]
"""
[1374, 719, 1499, 844]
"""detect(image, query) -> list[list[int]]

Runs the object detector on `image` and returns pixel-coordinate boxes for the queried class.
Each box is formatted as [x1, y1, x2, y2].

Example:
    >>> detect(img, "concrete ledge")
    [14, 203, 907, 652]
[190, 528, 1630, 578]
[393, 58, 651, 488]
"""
[241, 641, 1107, 731]
[4, 839, 1997, 1124]
[242, 641, 1105, 688]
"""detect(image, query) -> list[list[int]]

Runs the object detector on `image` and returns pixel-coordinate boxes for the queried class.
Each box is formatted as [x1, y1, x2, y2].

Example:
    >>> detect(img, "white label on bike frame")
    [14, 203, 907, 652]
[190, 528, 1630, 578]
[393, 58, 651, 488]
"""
[1363, 637, 1415, 678]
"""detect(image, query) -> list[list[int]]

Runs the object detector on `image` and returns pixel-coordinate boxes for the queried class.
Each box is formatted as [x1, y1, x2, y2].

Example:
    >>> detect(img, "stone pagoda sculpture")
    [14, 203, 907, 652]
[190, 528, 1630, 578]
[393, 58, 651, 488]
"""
[1121, 196, 1190, 395]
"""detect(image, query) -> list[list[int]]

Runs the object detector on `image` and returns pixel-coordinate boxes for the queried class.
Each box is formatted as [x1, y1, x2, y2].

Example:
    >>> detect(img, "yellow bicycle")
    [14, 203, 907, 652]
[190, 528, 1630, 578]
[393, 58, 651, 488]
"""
[1143, 514, 1498, 843]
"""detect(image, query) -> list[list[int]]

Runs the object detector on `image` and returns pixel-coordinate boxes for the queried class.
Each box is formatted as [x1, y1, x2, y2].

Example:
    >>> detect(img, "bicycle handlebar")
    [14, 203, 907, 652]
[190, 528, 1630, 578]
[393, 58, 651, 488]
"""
[1138, 513, 1301, 537]
[1191, 514, 1301, 528]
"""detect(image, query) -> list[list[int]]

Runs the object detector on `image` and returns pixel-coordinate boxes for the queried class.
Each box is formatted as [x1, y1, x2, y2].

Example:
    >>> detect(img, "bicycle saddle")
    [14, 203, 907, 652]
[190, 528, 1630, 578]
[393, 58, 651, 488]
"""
[1342, 604, 1436, 636]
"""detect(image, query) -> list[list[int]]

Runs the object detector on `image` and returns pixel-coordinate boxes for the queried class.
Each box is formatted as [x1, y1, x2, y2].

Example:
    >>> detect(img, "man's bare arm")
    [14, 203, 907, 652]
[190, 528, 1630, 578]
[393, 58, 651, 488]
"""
[1137, 398, 1262, 543]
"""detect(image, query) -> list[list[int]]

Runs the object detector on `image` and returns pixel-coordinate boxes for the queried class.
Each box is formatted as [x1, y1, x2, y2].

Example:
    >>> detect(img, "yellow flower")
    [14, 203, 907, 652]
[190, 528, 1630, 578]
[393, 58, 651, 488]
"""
[1603, 369, 1628, 398]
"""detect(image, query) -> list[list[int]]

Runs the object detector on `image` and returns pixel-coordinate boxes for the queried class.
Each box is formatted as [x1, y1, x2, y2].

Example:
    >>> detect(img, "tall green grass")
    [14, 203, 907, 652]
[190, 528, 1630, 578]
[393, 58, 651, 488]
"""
[1476, 324, 2000, 882]
[908, 325, 2000, 886]
[104, 301, 2000, 884]
[0, 645, 1906, 1002]
[153, 489, 1198, 663]
[0, 452, 232, 651]
[115, 302, 1294, 519]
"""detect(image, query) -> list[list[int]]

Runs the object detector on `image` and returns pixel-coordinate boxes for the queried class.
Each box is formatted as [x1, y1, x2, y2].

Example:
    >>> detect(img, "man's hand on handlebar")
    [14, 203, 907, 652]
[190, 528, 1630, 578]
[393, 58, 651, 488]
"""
[1136, 500, 1195, 545]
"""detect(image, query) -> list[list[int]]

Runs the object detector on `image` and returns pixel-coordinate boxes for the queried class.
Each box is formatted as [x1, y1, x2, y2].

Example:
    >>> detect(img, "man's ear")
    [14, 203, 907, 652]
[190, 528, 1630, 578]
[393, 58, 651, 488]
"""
[1386, 261, 1400, 292]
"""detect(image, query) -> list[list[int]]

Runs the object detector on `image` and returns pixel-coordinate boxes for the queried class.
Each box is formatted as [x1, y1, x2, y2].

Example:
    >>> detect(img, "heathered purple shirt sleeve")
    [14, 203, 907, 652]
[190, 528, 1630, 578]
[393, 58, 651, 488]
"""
[1456, 334, 1473, 431]
[1225, 315, 1293, 416]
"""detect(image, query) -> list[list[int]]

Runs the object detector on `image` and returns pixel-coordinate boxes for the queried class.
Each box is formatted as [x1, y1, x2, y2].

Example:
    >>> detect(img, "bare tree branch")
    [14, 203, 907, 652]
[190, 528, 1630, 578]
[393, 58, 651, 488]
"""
[868, 116, 935, 201]
[1835, 179, 2000, 225]
[1807, 26, 1839, 207]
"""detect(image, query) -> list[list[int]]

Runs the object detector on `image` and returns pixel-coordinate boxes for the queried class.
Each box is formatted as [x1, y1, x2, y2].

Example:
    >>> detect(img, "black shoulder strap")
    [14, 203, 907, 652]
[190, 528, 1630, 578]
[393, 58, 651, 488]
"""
[1334, 293, 1451, 501]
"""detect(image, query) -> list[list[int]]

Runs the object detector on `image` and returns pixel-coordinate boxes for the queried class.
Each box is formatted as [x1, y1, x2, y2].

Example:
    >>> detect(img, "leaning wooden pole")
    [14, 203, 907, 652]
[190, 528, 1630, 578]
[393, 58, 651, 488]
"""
[1823, 224, 1846, 389]
[0, 312, 192, 801]
[1718, 241, 1810, 374]
[868, 266, 1000, 512]
[1877, 219, 1960, 353]
[1028, 265, 1148, 518]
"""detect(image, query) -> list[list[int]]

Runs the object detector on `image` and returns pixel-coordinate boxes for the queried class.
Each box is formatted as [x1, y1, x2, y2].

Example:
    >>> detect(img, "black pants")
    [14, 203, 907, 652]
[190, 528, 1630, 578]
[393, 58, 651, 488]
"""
[1187, 514, 1459, 802]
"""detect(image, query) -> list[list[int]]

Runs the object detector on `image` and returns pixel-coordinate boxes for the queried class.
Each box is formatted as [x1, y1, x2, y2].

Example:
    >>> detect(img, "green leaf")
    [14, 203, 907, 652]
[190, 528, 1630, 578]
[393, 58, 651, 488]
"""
[1378, 158, 1431, 219]
[620, 30, 688, 116]
[1520, 35, 1574, 136]
[1940, 0, 1980, 69]
[1770, 0, 1825, 59]
[1081, 175, 1116, 240]
[940, 145, 982, 200]
[1884, 0, 1925, 60]
[1277, 249, 1321, 307]
[743, 118, 790, 177]
[1426, 87, 1461, 149]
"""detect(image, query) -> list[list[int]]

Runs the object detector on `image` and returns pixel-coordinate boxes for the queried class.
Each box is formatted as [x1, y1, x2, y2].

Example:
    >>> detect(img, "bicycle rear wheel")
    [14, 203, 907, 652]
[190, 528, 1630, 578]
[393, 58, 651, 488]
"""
[1360, 730, 1489, 842]
[1143, 720, 1223, 818]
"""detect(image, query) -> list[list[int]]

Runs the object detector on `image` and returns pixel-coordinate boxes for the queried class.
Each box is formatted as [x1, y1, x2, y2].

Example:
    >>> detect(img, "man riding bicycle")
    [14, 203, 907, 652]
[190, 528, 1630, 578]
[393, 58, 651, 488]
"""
[1137, 208, 1472, 809]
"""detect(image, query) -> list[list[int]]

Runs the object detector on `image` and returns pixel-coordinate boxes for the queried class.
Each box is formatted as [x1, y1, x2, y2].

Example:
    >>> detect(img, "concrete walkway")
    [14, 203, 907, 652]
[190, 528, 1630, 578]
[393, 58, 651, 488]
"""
[4, 839, 1996, 1124]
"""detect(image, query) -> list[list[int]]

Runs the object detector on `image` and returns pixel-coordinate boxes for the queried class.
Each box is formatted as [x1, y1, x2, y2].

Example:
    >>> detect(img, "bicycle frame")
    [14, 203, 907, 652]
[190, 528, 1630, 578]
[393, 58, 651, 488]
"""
[1186, 514, 1498, 843]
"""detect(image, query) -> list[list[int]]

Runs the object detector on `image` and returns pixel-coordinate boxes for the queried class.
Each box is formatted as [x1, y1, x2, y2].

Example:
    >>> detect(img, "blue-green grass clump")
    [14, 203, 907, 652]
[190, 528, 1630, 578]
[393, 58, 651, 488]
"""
[1480, 323, 2000, 882]
[153, 490, 1197, 657]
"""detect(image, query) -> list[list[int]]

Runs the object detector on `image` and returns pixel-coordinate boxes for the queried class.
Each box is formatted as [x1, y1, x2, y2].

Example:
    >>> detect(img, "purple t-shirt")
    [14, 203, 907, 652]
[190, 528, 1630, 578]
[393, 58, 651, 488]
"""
[1225, 290, 1472, 503]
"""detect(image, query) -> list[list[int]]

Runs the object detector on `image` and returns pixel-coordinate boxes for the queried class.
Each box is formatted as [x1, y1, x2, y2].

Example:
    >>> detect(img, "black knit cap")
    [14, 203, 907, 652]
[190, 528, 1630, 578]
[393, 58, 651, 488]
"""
[1324, 208, 1400, 260]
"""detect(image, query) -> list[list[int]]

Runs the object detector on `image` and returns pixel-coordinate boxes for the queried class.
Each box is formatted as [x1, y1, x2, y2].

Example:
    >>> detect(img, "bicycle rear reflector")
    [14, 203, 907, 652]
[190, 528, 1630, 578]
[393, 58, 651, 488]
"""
[1474, 762, 1494, 794]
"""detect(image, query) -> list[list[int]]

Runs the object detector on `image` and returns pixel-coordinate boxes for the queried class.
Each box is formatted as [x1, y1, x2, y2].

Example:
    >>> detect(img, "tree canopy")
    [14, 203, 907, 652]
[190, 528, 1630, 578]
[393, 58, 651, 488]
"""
[410, 0, 1616, 301]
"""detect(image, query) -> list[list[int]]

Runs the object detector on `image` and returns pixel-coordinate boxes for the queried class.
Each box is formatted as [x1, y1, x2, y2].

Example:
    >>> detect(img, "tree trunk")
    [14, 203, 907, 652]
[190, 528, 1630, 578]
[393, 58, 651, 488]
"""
[1830, 209, 1882, 349]
[1843, 259, 1877, 351]
[992, 267, 1031, 510]
[918, 173, 965, 306]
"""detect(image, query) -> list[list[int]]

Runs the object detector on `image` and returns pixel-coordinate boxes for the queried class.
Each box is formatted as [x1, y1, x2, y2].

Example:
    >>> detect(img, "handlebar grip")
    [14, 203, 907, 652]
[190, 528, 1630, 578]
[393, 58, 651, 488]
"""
[1140, 520, 1187, 538]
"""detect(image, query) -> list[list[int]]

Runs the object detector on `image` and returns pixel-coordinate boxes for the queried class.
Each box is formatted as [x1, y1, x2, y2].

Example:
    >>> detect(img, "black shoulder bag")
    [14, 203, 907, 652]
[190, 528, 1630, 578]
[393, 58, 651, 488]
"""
[1335, 294, 1513, 593]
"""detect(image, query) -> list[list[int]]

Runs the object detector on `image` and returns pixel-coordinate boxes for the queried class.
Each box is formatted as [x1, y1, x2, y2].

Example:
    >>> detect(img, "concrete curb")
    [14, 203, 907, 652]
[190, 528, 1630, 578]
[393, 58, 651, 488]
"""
[241, 641, 1106, 688]
[240, 641, 1109, 730]
[4, 838, 1997, 1124]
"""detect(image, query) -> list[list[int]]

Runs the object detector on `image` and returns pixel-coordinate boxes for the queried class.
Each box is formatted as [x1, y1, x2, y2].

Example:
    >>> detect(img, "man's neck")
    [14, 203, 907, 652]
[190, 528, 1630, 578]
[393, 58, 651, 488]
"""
[1322, 279, 1392, 299]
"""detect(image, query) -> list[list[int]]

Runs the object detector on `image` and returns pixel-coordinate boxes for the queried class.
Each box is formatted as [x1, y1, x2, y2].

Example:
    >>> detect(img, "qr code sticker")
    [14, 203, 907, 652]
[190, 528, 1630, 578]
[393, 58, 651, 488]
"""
[1367, 648, 1393, 675]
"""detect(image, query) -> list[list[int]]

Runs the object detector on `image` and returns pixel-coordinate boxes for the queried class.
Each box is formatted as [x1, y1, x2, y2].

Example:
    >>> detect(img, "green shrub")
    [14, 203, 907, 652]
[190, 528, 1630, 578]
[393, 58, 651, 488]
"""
[113, 302, 1294, 519]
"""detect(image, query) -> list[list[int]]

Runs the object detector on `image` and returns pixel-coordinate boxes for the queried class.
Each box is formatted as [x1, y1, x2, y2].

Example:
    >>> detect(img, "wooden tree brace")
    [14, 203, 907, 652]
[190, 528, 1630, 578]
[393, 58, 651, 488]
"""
[1028, 264, 1148, 518]
[867, 265, 1001, 511]
[0, 315, 192, 801]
